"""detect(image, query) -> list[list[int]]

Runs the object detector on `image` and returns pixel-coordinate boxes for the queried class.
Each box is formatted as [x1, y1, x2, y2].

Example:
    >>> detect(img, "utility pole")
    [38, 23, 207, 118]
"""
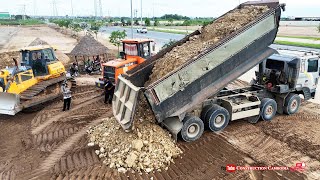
[99, 0, 103, 18]
[130, 0, 133, 38]
[52, 0, 58, 16]
[140, 0, 143, 26]
[94, 0, 97, 18]
[33, 0, 37, 16]
[71, 0, 74, 17]
[23, 4, 26, 20]
[152, 0, 155, 21]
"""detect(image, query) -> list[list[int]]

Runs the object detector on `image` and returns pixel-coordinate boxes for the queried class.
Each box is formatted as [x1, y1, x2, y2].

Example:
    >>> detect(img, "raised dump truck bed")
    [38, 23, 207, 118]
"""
[113, 1, 285, 137]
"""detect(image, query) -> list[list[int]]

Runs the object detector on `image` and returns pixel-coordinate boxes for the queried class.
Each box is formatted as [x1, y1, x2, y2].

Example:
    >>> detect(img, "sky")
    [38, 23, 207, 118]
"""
[0, 0, 319, 18]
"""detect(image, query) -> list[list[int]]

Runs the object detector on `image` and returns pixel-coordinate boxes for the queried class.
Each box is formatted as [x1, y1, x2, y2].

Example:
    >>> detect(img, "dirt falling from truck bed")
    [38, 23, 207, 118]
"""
[147, 5, 269, 85]
[87, 5, 269, 174]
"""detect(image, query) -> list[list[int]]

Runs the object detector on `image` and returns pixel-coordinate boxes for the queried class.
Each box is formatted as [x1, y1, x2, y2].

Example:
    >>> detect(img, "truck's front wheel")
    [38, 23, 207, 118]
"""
[205, 105, 230, 132]
[181, 116, 204, 142]
[284, 93, 301, 115]
[260, 98, 277, 121]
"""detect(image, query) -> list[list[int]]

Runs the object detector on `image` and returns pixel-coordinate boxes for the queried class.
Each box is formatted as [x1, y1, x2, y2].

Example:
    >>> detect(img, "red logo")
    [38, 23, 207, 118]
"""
[290, 162, 306, 172]
[226, 164, 236, 172]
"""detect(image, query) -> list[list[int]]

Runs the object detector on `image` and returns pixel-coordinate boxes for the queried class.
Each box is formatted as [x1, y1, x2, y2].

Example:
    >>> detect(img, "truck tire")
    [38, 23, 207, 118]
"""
[283, 93, 301, 115]
[181, 116, 204, 142]
[260, 98, 277, 121]
[200, 105, 214, 121]
[205, 105, 230, 132]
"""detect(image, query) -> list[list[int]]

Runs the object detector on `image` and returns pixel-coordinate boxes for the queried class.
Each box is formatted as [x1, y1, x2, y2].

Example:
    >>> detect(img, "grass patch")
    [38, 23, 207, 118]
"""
[274, 40, 320, 49]
[0, 19, 45, 26]
[277, 36, 320, 41]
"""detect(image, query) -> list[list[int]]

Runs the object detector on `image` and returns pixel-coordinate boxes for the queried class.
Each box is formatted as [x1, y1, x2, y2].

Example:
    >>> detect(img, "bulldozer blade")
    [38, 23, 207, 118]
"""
[0, 93, 22, 115]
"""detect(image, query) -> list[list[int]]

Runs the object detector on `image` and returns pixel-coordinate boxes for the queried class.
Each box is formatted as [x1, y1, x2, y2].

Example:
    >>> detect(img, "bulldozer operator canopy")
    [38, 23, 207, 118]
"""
[122, 39, 154, 44]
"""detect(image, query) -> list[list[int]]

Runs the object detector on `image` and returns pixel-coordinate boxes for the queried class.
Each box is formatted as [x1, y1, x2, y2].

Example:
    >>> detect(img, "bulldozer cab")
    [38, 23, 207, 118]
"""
[121, 39, 154, 60]
[21, 46, 57, 77]
[101, 39, 154, 84]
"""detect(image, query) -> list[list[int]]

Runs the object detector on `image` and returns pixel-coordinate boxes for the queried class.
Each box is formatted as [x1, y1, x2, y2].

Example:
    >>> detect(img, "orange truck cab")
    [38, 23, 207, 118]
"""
[96, 39, 154, 88]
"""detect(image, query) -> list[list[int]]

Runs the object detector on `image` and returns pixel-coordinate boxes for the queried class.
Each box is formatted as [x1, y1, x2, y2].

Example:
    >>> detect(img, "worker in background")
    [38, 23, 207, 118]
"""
[70, 62, 79, 77]
[104, 77, 115, 104]
[61, 82, 72, 111]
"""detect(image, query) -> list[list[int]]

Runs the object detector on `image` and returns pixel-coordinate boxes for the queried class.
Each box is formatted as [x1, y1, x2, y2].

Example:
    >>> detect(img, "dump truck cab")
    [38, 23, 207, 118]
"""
[258, 49, 320, 98]
[20, 45, 66, 80]
[96, 39, 154, 87]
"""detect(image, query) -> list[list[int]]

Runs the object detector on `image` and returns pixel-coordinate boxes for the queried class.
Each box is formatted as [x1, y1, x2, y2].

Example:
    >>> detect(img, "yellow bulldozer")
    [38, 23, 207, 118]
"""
[0, 45, 76, 115]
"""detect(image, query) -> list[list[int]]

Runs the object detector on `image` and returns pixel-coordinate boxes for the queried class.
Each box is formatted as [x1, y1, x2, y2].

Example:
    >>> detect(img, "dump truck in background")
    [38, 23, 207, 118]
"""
[111, 1, 319, 142]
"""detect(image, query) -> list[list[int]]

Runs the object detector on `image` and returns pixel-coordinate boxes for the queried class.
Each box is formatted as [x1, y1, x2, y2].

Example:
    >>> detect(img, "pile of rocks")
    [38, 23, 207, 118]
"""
[87, 117, 182, 173]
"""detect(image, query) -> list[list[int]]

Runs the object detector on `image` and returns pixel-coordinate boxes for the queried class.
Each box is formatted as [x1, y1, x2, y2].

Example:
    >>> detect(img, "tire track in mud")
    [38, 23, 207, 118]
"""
[221, 122, 320, 179]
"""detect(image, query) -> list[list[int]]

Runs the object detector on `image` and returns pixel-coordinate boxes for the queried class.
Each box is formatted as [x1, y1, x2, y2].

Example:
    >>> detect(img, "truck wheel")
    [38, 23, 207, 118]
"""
[260, 98, 277, 121]
[284, 93, 301, 115]
[200, 105, 214, 121]
[181, 116, 204, 142]
[205, 105, 230, 132]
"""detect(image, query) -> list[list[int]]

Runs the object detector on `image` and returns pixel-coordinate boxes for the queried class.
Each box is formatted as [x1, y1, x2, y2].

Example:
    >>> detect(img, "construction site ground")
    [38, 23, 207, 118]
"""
[0, 26, 320, 180]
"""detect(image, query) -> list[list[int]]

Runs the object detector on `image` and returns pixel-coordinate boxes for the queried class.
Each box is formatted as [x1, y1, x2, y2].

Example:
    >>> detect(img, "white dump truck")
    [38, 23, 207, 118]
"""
[111, 1, 319, 142]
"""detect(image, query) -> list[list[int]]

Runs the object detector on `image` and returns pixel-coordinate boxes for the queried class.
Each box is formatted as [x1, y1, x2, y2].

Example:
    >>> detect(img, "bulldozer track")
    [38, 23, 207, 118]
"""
[31, 96, 103, 135]
[25, 115, 111, 180]
[0, 170, 16, 180]
[20, 76, 66, 100]
[221, 122, 319, 179]
[257, 111, 320, 161]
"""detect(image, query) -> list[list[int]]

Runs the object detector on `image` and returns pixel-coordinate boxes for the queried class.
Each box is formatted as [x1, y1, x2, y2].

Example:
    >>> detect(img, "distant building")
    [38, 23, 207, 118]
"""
[0, 12, 10, 19]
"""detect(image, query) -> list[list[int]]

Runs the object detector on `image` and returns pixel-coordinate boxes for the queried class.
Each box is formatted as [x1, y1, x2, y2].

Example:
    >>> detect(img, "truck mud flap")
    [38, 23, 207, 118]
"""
[112, 76, 141, 130]
[0, 92, 21, 115]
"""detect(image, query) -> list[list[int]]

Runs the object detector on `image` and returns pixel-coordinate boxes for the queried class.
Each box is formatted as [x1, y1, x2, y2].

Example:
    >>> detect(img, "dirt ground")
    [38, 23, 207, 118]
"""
[278, 26, 320, 37]
[1, 80, 320, 180]
[1, 25, 320, 180]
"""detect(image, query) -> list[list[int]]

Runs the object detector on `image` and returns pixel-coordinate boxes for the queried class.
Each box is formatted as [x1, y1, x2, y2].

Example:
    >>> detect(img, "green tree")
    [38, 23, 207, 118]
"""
[134, 19, 139, 25]
[145, 18, 151, 26]
[121, 18, 125, 26]
[154, 19, 159, 26]
[109, 30, 127, 55]
[182, 20, 191, 26]
[127, 20, 132, 26]
[162, 39, 177, 49]
[168, 18, 174, 25]
[70, 23, 82, 36]
[318, 23, 320, 33]
[90, 21, 103, 39]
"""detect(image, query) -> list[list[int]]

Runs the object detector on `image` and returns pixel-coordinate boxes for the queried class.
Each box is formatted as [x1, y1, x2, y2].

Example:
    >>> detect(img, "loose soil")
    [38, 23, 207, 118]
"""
[147, 6, 269, 85]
